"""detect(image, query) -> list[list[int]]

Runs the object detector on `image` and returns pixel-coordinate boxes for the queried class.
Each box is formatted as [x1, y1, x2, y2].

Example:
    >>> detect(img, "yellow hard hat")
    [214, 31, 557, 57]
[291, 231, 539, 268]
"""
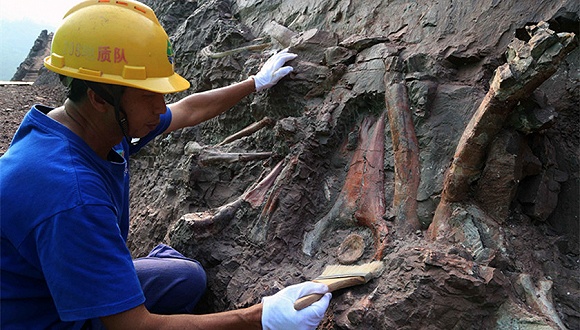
[44, 0, 190, 94]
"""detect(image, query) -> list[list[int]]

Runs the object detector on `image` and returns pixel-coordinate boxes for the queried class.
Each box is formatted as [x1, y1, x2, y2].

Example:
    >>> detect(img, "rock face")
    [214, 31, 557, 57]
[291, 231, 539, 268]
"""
[30, 0, 578, 329]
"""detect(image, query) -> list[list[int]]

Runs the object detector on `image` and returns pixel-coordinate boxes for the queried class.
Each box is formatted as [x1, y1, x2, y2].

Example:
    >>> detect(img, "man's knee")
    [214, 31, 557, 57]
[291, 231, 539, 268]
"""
[134, 245, 207, 314]
[169, 257, 207, 296]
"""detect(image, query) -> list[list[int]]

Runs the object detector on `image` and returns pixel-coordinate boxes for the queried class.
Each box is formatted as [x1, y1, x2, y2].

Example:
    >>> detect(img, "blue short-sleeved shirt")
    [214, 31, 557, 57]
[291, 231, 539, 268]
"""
[0, 104, 172, 329]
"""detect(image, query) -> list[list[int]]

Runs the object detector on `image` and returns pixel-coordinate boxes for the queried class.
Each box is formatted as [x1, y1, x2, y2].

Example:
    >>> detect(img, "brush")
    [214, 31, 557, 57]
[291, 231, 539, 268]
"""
[294, 260, 385, 310]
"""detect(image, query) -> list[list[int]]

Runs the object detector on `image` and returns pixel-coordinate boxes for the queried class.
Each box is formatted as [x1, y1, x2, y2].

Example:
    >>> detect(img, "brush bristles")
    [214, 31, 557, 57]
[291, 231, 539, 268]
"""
[315, 261, 385, 281]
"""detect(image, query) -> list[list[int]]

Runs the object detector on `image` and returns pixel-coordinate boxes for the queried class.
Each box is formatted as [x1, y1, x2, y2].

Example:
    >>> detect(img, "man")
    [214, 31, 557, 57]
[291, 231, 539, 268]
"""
[0, 0, 331, 329]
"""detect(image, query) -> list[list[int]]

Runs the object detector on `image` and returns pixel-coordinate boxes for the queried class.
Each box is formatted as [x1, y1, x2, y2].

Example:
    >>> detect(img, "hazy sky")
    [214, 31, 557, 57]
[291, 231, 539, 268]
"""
[0, 0, 81, 29]
[0, 1, 83, 80]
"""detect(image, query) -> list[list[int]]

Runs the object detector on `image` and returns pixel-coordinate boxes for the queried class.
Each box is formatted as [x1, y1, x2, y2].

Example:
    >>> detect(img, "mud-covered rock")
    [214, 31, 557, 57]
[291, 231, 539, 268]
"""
[131, 1, 579, 329]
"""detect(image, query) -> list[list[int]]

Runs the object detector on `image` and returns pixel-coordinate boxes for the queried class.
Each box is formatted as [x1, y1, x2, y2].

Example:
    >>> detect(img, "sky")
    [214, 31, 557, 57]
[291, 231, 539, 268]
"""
[0, 0, 82, 80]
[0, 0, 81, 29]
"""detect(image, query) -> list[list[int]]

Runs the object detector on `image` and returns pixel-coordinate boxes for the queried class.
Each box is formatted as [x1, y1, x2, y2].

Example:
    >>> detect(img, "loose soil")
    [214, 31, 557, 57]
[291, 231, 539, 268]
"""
[0, 84, 66, 155]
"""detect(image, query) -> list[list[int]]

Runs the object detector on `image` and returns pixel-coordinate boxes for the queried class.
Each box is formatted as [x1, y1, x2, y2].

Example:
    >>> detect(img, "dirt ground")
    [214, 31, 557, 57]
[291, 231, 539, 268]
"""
[0, 84, 66, 155]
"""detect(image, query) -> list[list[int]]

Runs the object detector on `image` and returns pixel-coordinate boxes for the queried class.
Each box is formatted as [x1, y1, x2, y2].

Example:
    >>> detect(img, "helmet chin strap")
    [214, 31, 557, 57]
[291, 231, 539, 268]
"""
[83, 81, 137, 145]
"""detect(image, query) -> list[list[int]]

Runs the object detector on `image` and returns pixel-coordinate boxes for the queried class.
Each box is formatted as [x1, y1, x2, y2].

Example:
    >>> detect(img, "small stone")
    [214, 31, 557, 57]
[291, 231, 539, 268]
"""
[337, 233, 365, 264]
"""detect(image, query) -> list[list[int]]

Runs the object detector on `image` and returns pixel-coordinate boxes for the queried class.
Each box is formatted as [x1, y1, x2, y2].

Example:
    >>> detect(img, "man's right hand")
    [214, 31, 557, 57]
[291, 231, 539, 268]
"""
[261, 282, 331, 330]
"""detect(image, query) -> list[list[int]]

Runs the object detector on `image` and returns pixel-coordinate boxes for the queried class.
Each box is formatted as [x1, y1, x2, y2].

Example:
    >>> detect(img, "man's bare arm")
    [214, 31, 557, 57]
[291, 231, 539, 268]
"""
[164, 78, 256, 134]
[101, 303, 262, 330]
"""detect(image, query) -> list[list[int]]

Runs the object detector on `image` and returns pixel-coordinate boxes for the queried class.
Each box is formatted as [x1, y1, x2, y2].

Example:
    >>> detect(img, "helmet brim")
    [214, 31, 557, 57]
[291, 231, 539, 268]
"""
[44, 56, 190, 94]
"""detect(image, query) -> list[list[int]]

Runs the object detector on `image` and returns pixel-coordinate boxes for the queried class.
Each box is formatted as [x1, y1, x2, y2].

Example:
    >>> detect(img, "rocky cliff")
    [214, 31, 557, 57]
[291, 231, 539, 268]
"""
[30, 0, 579, 329]
[10, 30, 53, 82]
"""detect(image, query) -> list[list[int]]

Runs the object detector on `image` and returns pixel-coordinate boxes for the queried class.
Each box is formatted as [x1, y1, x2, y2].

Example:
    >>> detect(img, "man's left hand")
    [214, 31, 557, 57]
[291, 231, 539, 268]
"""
[253, 48, 298, 92]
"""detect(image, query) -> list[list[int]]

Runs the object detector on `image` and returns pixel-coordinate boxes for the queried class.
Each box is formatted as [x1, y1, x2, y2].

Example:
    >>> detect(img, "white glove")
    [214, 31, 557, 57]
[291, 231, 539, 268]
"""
[253, 49, 298, 92]
[262, 282, 331, 330]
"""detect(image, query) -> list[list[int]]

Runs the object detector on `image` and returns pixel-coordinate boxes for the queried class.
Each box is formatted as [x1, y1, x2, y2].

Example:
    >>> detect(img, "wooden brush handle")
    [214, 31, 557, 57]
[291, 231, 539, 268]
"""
[294, 293, 326, 311]
[294, 276, 366, 310]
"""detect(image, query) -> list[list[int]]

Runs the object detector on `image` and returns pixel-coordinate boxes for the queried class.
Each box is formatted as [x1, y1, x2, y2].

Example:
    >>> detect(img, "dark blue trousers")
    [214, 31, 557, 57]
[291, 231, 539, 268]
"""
[88, 244, 206, 328]
[135, 244, 207, 315]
